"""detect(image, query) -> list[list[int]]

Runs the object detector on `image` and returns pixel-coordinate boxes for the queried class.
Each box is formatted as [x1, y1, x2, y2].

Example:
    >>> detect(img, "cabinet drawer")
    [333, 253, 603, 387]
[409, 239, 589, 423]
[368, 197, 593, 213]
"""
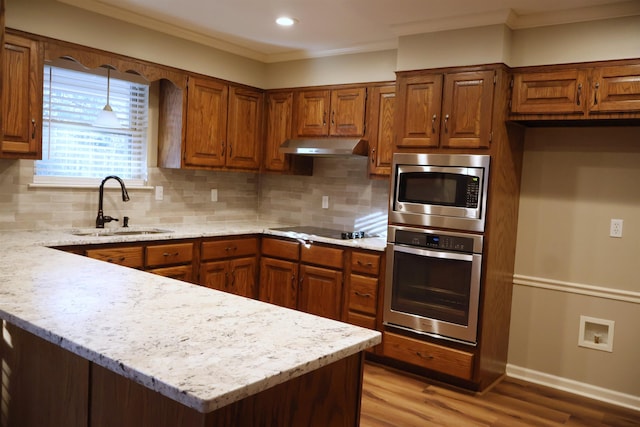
[301, 244, 344, 269]
[347, 311, 376, 330]
[261, 238, 300, 260]
[349, 274, 378, 315]
[147, 265, 193, 283]
[383, 332, 474, 380]
[351, 251, 380, 275]
[86, 246, 143, 269]
[201, 238, 258, 260]
[145, 243, 193, 268]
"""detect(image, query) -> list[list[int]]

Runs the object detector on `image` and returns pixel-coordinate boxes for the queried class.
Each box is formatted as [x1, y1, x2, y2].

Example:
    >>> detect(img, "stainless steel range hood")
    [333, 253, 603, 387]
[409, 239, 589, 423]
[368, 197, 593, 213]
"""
[279, 138, 368, 157]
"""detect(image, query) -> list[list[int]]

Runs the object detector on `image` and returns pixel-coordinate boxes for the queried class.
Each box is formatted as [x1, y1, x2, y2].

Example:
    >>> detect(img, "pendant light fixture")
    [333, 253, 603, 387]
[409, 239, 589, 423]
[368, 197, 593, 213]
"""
[93, 66, 121, 128]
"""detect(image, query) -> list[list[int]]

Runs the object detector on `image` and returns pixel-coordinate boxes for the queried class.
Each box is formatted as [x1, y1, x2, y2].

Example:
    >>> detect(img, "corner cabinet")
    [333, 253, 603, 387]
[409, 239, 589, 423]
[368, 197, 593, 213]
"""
[510, 60, 640, 121]
[294, 87, 367, 137]
[1, 32, 43, 159]
[395, 69, 495, 150]
[160, 75, 263, 171]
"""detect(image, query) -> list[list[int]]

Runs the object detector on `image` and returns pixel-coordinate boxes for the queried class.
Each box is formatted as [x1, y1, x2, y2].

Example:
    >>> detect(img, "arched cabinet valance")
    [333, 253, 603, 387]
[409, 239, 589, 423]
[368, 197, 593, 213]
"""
[44, 39, 187, 89]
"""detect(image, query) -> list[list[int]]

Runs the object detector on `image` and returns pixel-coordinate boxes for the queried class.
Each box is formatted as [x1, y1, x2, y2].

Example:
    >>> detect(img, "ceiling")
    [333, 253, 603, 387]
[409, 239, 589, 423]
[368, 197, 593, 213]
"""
[58, 0, 639, 63]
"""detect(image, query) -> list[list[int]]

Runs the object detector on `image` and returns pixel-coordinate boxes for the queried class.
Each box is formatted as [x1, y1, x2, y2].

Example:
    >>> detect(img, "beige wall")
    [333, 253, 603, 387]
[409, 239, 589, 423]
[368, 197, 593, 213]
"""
[509, 127, 640, 400]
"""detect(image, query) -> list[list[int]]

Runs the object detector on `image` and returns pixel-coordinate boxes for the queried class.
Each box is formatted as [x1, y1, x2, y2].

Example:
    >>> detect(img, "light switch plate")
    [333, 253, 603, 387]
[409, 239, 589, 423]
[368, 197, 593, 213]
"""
[155, 186, 163, 201]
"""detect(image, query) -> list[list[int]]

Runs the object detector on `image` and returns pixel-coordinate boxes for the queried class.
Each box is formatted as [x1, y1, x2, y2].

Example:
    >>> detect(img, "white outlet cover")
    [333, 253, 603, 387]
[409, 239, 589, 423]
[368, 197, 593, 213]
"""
[155, 186, 163, 201]
[211, 189, 218, 202]
[609, 219, 623, 238]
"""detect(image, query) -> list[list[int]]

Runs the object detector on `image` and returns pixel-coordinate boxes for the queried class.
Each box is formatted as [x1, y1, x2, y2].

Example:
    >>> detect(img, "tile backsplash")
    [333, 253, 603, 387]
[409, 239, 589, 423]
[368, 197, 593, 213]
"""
[0, 157, 389, 233]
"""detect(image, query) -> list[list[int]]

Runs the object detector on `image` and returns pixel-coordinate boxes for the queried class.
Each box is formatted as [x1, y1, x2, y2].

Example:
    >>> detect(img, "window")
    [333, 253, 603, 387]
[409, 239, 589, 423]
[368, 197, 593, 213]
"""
[35, 62, 149, 186]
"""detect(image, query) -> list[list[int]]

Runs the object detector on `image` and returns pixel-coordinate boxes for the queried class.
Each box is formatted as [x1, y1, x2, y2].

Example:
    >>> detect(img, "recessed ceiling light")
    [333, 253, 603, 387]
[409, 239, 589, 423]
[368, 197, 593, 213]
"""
[276, 16, 297, 26]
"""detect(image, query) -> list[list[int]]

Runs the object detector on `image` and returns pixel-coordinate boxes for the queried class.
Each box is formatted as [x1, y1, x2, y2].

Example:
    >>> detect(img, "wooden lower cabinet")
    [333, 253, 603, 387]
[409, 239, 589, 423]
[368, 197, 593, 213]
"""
[2, 322, 364, 427]
[85, 246, 144, 269]
[200, 257, 257, 298]
[258, 256, 298, 309]
[298, 264, 342, 320]
[383, 332, 474, 381]
[148, 264, 194, 282]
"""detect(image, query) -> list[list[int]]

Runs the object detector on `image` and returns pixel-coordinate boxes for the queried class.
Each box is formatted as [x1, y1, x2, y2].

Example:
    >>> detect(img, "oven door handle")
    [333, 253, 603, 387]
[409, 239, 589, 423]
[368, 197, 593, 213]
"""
[391, 243, 477, 262]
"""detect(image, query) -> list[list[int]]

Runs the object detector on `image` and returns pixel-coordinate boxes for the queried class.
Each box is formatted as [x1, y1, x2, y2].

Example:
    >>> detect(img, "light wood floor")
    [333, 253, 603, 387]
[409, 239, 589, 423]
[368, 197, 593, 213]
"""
[360, 362, 640, 427]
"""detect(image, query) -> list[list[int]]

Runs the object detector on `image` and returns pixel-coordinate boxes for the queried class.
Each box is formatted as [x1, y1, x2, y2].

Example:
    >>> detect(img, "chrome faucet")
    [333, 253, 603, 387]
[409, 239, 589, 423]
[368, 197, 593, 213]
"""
[96, 175, 130, 228]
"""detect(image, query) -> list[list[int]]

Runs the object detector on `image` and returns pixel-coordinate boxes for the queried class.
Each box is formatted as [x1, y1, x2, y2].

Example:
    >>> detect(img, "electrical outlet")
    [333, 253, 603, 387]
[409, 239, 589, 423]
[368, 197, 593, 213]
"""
[211, 189, 218, 202]
[322, 195, 329, 209]
[155, 186, 163, 201]
[610, 219, 623, 238]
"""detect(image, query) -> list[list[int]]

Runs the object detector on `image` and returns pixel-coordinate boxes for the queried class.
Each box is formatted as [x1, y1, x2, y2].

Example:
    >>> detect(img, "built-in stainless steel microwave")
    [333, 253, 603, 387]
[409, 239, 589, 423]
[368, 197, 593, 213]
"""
[388, 153, 490, 232]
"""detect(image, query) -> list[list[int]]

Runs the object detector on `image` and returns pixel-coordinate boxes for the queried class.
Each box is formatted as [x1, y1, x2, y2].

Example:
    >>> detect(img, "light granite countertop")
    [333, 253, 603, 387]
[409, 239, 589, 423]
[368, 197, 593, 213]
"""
[0, 222, 383, 413]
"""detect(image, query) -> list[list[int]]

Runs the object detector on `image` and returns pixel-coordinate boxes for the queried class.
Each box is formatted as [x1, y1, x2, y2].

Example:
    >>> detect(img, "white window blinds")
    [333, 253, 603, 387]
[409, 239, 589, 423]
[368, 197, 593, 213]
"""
[35, 63, 149, 185]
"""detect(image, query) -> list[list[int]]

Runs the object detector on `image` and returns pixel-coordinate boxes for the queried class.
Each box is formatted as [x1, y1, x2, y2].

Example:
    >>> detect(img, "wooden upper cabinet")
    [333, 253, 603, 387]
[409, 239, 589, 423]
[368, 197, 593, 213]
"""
[368, 84, 395, 176]
[330, 87, 366, 136]
[295, 87, 366, 137]
[1, 33, 43, 159]
[589, 64, 640, 114]
[184, 76, 228, 168]
[395, 73, 443, 148]
[510, 61, 640, 120]
[510, 69, 588, 115]
[263, 91, 313, 175]
[0, 0, 4, 144]
[226, 86, 263, 169]
[441, 70, 494, 149]
[264, 91, 293, 171]
[396, 70, 494, 150]
[296, 89, 330, 136]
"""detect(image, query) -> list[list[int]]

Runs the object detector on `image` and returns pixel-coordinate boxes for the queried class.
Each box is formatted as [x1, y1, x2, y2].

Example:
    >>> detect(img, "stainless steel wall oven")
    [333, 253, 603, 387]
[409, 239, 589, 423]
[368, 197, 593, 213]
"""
[384, 225, 483, 344]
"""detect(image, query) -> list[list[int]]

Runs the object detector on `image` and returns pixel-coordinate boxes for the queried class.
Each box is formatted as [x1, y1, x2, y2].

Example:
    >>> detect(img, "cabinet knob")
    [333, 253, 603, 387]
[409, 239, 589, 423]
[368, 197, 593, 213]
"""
[31, 119, 37, 139]
[444, 114, 449, 133]
[354, 291, 372, 298]
[416, 352, 434, 360]
[594, 82, 600, 105]
[431, 114, 437, 133]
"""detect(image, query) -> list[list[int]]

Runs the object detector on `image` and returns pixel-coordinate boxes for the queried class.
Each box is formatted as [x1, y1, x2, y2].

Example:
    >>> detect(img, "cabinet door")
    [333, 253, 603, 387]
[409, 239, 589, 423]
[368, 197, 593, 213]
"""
[298, 264, 342, 320]
[226, 86, 263, 170]
[200, 260, 229, 292]
[589, 64, 640, 113]
[511, 69, 588, 115]
[330, 87, 366, 136]
[440, 70, 494, 149]
[0, 0, 4, 144]
[395, 74, 443, 148]
[228, 257, 257, 298]
[295, 89, 330, 136]
[184, 76, 228, 168]
[259, 257, 298, 309]
[368, 85, 395, 176]
[1, 33, 42, 159]
[264, 91, 293, 172]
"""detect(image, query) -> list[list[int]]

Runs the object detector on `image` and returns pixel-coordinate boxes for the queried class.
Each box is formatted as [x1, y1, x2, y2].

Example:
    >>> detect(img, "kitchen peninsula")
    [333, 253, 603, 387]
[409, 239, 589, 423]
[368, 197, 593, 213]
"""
[0, 225, 382, 427]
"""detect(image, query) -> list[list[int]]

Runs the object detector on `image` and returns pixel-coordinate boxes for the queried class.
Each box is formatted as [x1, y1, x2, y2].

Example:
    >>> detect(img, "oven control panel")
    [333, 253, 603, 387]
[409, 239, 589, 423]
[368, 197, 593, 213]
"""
[395, 230, 475, 253]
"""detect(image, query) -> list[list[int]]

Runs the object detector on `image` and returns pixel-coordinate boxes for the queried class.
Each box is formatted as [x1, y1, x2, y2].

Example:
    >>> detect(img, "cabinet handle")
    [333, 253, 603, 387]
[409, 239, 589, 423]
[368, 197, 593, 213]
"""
[323, 111, 327, 126]
[416, 352, 434, 360]
[356, 260, 373, 269]
[354, 291, 372, 298]
[331, 110, 335, 126]
[431, 114, 437, 133]
[370, 148, 376, 164]
[225, 245, 237, 252]
[107, 257, 125, 263]
[162, 252, 179, 257]
[229, 272, 235, 288]
[444, 114, 449, 133]
[31, 119, 37, 139]
[221, 141, 225, 156]
[594, 82, 600, 105]
[229, 144, 233, 158]
[577, 83, 582, 106]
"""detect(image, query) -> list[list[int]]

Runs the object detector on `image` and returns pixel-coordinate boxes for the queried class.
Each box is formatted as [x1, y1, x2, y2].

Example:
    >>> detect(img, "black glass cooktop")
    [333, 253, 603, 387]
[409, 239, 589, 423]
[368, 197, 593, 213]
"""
[269, 226, 371, 240]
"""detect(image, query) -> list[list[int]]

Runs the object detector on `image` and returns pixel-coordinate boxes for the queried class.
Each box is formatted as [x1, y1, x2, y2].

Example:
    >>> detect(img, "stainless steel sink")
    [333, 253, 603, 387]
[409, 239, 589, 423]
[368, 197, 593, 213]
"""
[69, 228, 173, 237]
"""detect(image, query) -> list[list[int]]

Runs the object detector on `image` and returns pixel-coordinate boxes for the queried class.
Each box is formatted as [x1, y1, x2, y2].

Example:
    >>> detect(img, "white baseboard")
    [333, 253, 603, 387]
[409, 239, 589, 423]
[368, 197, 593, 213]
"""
[506, 364, 640, 412]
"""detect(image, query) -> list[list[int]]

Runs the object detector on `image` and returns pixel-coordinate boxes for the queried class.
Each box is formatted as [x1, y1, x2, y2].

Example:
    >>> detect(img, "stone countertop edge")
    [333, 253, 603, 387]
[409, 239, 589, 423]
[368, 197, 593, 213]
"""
[0, 223, 384, 413]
